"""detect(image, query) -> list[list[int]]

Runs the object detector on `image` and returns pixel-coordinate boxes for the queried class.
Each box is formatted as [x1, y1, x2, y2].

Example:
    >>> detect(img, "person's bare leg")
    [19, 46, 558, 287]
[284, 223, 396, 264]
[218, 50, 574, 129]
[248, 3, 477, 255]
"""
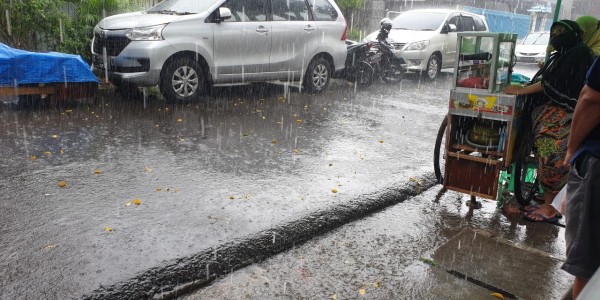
[572, 276, 588, 299]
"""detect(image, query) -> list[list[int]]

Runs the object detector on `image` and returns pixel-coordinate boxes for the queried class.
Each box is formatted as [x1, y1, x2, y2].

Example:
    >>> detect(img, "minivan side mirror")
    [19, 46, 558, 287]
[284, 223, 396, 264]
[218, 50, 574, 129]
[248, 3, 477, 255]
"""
[447, 24, 457, 33]
[216, 7, 232, 23]
[442, 23, 457, 34]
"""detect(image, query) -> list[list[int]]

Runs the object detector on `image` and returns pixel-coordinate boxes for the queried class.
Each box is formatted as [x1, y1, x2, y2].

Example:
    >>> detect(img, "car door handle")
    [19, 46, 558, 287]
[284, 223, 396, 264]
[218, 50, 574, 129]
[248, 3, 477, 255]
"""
[304, 25, 315, 32]
[256, 26, 269, 33]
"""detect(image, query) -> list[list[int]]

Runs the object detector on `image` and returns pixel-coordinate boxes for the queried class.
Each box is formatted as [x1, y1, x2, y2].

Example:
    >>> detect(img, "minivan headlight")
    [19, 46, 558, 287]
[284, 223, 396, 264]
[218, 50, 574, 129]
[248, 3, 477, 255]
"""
[125, 24, 165, 41]
[406, 40, 429, 51]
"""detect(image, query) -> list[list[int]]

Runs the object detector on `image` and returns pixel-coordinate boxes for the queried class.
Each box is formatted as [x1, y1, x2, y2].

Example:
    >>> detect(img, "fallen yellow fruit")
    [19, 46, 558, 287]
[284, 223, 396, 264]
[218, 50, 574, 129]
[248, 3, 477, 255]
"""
[30, 155, 37, 160]
[58, 181, 67, 188]
[296, 119, 302, 124]
[229, 196, 235, 200]
[132, 199, 141, 205]
[51, 134, 58, 138]
[94, 169, 102, 174]
[490, 293, 504, 299]
[271, 139, 277, 144]
[44, 151, 52, 155]
[105, 227, 113, 232]
[359, 289, 366, 295]
[331, 188, 338, 193]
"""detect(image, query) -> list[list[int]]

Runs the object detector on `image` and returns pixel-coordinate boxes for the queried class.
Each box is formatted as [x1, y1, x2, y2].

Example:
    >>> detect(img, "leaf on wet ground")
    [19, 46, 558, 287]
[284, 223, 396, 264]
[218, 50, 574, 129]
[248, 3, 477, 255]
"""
[378, 140, 384, 143]
[419, 257, 439, 267]
[144, 166, 153, 173]
[45, 244, 56, 249]
[490, 292, 505, 299]
[271, 139, 278, 144]
[30, 155, 37, 160]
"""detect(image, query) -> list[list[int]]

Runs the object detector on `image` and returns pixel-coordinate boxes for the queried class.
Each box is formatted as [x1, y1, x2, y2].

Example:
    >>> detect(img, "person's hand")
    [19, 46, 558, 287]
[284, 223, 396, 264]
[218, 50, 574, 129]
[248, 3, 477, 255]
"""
[564, 150, 574, 167]
[537, 60, 545, 69]
[503, 85, 522, 95]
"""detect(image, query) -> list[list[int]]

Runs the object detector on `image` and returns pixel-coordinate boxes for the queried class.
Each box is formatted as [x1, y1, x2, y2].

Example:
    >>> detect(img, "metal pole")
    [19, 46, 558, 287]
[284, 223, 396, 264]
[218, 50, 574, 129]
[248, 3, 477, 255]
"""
[553, 0, 562, 22]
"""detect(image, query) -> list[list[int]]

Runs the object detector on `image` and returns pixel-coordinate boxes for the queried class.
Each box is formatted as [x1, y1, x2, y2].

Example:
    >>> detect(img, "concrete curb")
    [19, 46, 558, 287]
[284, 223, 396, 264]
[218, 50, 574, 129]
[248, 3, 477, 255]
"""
[82, 172, 438, 299]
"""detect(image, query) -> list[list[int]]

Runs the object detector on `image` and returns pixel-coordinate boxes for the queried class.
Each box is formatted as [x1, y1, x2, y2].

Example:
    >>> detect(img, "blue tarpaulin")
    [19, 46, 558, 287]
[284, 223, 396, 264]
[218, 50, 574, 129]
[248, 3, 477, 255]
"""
[463, 7, 532, 39]
[0, 43, 98, 86]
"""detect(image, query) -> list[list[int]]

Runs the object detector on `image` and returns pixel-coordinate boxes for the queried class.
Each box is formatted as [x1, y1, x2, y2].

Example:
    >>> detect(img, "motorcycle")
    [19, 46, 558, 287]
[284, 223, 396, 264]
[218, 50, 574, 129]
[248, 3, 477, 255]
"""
[342, 18, 404, 88]
[368, 18, 404, 84]
[343, 41, 375, 88]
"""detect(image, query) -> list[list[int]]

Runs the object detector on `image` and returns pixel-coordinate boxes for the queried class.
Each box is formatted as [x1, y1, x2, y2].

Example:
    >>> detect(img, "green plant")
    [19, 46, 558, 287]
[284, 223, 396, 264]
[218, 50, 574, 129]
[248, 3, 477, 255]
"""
[0, 0, 66, 50]
[0, 0, 141, 62]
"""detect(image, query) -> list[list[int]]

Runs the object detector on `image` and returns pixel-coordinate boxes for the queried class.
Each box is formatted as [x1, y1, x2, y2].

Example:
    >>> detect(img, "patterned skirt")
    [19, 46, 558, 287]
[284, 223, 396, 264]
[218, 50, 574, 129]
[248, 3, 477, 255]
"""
[531, 102, 573, 193]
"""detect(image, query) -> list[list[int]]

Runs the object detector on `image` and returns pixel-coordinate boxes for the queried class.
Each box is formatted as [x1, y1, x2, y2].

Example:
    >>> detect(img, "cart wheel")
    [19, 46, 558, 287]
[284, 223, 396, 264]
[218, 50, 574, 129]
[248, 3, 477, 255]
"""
[433, 116, 447, 184]
[513, 116, 539, 206]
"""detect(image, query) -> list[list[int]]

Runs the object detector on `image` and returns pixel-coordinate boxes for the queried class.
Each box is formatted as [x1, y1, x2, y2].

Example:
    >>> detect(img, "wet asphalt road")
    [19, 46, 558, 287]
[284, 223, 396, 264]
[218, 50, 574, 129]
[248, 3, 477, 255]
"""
[0, 65, 542, 299]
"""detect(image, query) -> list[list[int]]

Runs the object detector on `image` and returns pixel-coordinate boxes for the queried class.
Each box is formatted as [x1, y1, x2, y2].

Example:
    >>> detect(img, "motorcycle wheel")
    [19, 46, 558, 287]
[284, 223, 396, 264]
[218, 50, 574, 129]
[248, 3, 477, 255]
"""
[381, 59, 403, 84]
[355, 61, 374, 88]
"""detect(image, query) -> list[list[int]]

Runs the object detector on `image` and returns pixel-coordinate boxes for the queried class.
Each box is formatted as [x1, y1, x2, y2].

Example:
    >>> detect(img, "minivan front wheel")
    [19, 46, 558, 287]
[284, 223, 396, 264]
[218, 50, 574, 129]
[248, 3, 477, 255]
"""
[424, 54, 441, 80]
[160, 56, 205, 103]
[304, 57, 331, 93]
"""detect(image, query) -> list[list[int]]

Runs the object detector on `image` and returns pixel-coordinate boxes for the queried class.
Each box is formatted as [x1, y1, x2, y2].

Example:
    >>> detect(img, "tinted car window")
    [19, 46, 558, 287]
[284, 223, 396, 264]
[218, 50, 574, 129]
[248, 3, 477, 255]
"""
[273, 0, 310, 21]
[392, 11, 447, 31]
[447, 15, 461, 31]
[222, 0, 268, 22]
[461, 16, 476, 31]
[309, 0, 338, 21]
[473, 16, 487, 31]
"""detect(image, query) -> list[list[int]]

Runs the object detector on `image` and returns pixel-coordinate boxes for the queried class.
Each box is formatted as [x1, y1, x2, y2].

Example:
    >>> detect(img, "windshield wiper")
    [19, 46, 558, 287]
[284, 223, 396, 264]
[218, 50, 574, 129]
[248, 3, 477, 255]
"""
[149, 9, 192, 15]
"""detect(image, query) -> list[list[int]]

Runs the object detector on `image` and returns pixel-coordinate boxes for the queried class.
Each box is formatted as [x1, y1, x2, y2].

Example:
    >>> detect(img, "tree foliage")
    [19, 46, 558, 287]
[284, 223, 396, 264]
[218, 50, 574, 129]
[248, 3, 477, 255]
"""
[0, 0, 66, 50]
[336, 0, 363, 19]
[0, 0, 140, 62]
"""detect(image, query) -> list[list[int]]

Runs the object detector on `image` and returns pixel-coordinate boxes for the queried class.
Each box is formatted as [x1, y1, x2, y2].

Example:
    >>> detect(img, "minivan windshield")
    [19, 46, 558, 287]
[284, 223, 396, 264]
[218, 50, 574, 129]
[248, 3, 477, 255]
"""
[521, 32, 550, 45]
[146, 0, 217, 14]
[391, 12, 447, 31]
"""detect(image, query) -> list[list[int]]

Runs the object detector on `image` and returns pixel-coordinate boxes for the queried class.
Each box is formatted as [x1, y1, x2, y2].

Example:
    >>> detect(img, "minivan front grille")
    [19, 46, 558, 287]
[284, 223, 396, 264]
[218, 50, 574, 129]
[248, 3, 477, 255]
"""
[93, 32, 130, 56]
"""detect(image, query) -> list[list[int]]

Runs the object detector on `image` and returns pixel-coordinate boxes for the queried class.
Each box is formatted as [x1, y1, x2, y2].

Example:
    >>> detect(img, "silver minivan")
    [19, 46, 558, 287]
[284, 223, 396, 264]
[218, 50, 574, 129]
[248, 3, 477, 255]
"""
[91, 0, 347, 102]
[365, 9, 488, 80]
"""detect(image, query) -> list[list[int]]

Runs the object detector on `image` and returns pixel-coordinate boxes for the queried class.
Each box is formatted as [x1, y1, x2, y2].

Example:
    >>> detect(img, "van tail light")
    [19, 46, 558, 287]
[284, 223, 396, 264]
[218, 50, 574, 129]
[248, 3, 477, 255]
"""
[341, 22, 347, 41]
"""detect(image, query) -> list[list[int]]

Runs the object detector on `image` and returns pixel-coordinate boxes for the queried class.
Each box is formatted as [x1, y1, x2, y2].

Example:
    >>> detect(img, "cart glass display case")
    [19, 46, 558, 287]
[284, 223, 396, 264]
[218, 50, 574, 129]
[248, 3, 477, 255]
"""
[444, 32, 522, 200]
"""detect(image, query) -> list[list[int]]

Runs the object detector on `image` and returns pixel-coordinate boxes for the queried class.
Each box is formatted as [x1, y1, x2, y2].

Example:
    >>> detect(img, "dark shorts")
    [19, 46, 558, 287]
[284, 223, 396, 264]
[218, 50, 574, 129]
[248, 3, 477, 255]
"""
[562, 152, 600, 279]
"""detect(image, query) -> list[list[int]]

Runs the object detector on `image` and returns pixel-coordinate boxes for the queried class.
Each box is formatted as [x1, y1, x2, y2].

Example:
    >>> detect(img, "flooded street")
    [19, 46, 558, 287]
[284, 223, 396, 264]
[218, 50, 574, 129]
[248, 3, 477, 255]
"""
[1, 64, 563, 299]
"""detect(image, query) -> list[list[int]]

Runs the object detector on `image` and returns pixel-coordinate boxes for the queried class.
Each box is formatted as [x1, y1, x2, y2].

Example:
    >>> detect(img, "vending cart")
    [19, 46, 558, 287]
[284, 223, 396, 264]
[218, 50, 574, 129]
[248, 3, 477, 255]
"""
[434, 32, 523, 205]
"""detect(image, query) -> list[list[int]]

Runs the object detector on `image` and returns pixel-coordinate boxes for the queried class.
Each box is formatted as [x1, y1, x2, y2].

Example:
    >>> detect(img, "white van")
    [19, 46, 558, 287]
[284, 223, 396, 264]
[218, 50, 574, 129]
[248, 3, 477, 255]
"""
[365, 9, 488, 80]
[91, 0, 347, 102]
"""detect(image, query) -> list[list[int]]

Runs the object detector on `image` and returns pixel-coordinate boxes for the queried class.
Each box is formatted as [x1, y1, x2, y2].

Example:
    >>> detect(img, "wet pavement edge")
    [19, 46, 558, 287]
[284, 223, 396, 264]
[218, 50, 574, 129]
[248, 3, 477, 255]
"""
[81, 173, 438, 299]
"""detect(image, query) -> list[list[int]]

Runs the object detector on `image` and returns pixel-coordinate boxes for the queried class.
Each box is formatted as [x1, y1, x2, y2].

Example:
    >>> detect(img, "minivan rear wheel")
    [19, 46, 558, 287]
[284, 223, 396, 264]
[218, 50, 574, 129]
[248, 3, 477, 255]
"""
[424, 54, 441, 80]
[160, 56, 205, 103]
[303, 57, 331, 93]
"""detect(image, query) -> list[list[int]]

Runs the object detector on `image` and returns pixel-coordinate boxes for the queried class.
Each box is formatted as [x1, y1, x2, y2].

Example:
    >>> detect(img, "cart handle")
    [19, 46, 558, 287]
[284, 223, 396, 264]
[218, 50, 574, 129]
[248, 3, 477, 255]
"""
[459, 52, 492, 61]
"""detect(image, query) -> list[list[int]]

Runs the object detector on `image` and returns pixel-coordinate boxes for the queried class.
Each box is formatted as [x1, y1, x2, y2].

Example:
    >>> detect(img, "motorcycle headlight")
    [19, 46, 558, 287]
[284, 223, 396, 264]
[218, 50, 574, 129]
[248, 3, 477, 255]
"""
[406, 40, 430, 51]
[125, 24, 165, 41]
